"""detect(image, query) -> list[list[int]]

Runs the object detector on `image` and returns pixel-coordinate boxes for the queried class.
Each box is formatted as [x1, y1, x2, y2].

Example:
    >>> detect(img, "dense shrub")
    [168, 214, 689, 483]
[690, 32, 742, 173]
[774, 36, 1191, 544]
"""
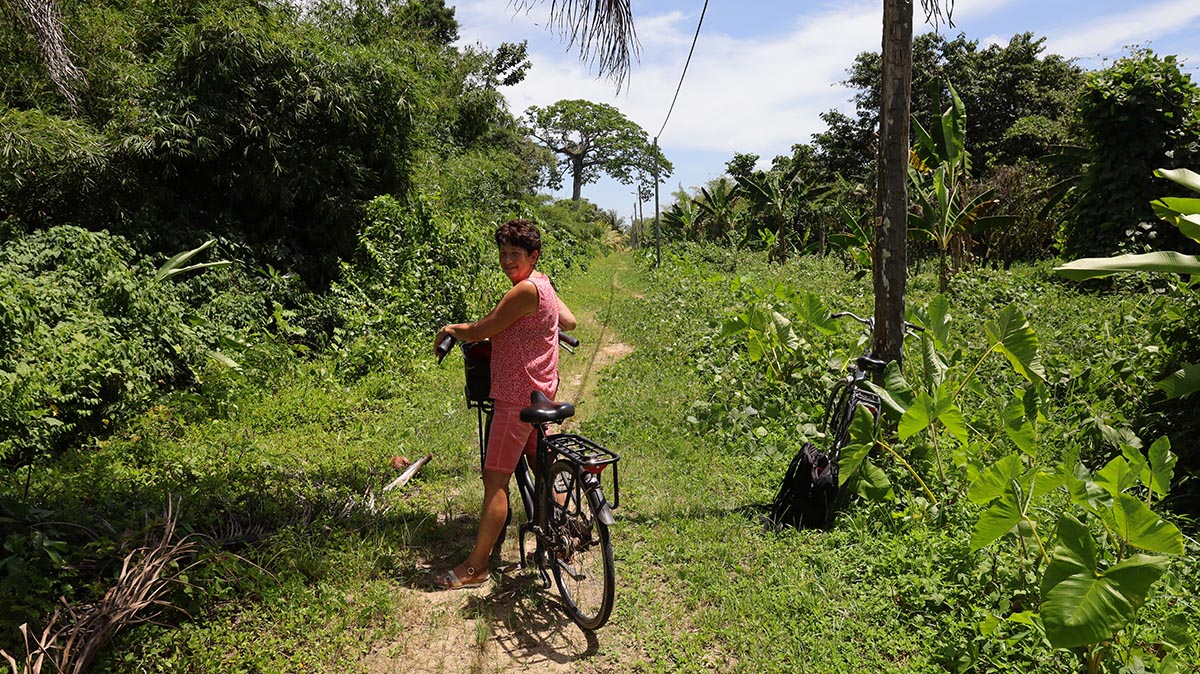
[329, 196, 496, 373]
[972, 161, 1063, 266]
[0, 107, 113, 235]
[327, 194, 602, 378]
[1062, 50, 1200, 257]
[0, 227, 251, 464]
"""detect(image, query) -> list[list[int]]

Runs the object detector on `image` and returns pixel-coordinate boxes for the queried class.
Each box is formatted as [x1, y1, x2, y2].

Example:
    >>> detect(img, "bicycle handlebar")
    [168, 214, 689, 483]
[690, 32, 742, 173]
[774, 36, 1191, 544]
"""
[830, 311, 925, 334]
[436, 334, 456, 363]
[435, 329, 579, 364]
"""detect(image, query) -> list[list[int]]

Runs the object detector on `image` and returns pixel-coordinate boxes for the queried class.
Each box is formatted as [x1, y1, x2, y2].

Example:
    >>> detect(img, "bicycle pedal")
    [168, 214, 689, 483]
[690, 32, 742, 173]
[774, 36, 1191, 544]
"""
[493, 561, 520, 574]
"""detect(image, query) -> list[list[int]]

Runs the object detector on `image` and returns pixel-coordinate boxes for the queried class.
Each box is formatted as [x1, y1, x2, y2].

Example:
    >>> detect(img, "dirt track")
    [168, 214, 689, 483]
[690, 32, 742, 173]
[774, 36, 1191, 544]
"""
[363, 283, 634, 674]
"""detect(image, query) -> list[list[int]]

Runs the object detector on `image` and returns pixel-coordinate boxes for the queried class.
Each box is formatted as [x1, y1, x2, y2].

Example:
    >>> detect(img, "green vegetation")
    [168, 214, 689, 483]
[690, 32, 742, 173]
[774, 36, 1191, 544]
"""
[599, 248, 1198, 673]
[3, 1, 1199, 671]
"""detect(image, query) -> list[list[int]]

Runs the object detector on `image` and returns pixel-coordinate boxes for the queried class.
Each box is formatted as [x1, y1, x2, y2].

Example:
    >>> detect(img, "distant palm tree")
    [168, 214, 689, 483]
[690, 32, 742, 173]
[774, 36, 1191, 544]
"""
[695, 178, 740, 242]
[663, 198, 702, 242]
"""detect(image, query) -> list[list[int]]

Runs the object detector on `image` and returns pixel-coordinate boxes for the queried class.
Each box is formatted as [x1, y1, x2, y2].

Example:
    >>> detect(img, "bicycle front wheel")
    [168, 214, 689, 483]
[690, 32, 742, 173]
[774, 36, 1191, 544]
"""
[548, 460, 615, 631]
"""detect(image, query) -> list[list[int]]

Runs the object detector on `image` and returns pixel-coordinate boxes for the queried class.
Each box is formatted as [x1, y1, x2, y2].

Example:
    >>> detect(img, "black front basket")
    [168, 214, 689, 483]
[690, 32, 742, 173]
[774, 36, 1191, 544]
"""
[462, 340, 492, 403]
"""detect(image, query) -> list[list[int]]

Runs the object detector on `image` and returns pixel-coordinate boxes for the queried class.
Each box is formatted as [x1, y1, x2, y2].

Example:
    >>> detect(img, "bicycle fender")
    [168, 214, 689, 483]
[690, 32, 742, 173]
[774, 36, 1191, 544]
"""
[597, 501, 616, 525]
[582, 473, 617, 525]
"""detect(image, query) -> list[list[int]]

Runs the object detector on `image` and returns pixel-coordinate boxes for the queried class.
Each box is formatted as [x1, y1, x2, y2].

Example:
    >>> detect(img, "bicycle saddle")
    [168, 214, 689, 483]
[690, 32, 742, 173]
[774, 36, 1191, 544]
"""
[520, 390, 575, 424]
[856, 354, 889, 372]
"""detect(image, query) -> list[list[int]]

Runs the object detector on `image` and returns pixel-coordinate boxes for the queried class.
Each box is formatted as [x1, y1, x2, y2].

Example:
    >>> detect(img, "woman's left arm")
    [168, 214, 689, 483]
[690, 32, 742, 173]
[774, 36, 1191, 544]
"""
[557, 296, 577, 332]
[436, 281, 538, 347]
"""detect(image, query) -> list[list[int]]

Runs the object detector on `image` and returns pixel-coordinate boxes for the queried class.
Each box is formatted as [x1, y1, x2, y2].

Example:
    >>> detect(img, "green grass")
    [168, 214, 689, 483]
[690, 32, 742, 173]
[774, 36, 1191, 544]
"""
[5, 247, 1199, 673]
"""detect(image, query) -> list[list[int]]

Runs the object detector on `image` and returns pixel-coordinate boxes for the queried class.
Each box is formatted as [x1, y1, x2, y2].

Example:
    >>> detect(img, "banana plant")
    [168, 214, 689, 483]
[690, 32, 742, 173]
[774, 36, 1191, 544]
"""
[909, 83, 1015, 292]
[694, 177, 741, 242]
[1056, 167, 1200, 399]
[1056, 168, 1200, 279]
[909, 164, 1013, 292]
[663, 198, 702, 242]
[828, 201, 873, 277]
[154, 239, 231, 282]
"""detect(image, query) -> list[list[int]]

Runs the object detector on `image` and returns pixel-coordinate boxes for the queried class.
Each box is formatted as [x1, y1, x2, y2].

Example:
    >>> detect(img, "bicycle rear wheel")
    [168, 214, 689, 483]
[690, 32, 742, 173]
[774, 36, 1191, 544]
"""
[548, 460, 614, 631]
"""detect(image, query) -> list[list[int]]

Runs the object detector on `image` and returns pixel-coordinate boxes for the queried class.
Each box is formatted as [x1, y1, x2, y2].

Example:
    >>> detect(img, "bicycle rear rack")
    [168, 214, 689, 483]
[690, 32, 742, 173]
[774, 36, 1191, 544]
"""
[546, 434, 620, 509]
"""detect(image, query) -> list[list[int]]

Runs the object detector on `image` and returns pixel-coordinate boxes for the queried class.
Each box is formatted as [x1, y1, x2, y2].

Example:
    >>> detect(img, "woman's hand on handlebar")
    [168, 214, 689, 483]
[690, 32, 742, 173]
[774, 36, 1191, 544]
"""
[435, 327, 457, 362]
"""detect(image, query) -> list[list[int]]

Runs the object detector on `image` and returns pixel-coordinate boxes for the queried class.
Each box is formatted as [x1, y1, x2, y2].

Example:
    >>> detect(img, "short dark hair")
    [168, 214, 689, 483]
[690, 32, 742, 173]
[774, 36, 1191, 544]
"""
[495, 219, 541, 254]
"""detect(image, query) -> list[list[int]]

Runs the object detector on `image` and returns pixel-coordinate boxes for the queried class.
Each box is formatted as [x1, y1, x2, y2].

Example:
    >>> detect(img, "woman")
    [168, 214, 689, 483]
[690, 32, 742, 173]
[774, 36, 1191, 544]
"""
[433, 218, 576, 589]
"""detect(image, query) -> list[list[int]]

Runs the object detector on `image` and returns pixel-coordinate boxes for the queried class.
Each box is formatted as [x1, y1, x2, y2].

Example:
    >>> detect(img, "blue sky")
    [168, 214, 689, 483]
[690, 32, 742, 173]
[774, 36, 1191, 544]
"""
[452, 0, 1200, 222]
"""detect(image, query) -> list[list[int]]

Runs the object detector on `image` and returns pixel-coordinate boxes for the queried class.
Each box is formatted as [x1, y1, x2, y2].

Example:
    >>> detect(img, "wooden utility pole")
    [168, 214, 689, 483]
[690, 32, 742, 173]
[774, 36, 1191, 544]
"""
[653, 137, 662, 267]
[874, 0, 914, 371]
[631, 199, 639, 248]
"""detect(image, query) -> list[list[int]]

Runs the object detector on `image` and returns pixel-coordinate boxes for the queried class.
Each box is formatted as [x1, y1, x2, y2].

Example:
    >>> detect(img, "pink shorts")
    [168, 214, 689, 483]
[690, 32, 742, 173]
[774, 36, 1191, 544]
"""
[484, 401, 538, 474]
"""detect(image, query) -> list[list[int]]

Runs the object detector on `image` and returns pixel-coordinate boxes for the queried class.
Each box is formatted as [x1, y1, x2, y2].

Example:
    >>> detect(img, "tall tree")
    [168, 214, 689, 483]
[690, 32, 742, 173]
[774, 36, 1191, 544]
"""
[816, 31, 1083, 182]
[874, 0, 954, 368]
[524, 99, 670, 202]
[534, 0, 951, 364]
[1063, 50, 1200, 257]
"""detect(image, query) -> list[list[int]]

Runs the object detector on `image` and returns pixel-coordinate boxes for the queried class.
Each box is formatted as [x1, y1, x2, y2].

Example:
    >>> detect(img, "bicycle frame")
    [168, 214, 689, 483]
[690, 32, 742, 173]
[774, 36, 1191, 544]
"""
[516, 423, 618, 588]
[823, 311, 920, 458]
[441, 332, 620, 630]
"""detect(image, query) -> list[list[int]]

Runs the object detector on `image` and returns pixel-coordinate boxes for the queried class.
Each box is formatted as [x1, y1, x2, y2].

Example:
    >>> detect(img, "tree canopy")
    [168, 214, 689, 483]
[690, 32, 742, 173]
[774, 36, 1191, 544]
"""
[524, 98, 671, 202]
[813, 31, 1085, 183]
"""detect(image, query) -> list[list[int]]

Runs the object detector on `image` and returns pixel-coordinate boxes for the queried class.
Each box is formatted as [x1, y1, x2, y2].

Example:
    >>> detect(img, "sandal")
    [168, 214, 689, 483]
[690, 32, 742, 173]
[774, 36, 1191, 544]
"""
[434, 566, 488, 590]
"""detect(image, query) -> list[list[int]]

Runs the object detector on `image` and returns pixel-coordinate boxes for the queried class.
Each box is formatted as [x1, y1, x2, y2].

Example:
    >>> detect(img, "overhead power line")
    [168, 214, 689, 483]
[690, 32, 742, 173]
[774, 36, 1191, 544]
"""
[655, 0, 709, 141]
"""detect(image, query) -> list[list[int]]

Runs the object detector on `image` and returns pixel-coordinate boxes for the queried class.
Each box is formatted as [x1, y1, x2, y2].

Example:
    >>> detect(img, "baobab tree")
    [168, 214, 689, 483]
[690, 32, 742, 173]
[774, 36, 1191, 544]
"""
[524, 99, 670, 203]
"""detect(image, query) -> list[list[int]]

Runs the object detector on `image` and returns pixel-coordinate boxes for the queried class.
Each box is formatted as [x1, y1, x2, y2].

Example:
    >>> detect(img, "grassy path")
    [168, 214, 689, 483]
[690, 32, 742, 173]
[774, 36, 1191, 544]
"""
[362, 253, 642, 674]
[81, 249, 1196, 673]
[365, 251, 956, 673]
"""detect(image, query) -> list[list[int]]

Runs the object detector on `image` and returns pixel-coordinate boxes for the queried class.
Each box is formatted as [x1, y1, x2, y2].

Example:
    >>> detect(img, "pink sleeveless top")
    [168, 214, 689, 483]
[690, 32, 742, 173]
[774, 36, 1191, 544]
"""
[490, 272, 559, 406]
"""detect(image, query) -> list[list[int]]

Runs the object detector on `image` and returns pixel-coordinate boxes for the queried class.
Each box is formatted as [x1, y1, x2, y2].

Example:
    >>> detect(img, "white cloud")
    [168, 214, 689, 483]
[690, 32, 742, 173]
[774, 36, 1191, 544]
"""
[1045, 0, 1200, 61]
[635, 10, 692, 47]
[503, 1, 883, 159]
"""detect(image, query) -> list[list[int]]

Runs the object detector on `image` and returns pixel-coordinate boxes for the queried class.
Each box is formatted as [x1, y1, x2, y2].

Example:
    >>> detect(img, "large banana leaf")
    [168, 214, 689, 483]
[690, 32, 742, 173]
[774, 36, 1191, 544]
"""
[1154, 167, 1200, 193]
[155, 239, 231, 282]
[1041, 515, 1169, 648]
[1151, 204, 1200, 244]
[1156, 362, 1200, 399]
[1055, 251, 1200, 280]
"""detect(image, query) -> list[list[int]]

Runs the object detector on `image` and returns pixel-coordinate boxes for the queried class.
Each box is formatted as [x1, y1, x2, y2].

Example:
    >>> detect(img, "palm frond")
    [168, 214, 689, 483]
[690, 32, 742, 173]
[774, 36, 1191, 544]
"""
[516, 0, 640, 86]
[919, 0, 955, 29]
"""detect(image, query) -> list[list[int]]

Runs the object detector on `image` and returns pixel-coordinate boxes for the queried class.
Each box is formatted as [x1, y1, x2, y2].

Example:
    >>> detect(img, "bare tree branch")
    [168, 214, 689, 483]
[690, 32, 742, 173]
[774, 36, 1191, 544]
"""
[0, 499, 203, 674]
[6, 0, 84, 108]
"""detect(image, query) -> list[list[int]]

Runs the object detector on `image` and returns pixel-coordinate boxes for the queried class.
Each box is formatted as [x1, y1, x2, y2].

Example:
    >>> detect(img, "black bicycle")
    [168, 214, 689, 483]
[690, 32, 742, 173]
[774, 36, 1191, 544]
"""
[437, 332, 620, 631]
[772, 311, 920, 528]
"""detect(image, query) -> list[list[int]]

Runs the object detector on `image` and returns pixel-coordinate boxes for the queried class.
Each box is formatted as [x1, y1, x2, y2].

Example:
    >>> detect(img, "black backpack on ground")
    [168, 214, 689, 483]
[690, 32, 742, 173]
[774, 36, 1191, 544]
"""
[771, 442, 839, 530]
